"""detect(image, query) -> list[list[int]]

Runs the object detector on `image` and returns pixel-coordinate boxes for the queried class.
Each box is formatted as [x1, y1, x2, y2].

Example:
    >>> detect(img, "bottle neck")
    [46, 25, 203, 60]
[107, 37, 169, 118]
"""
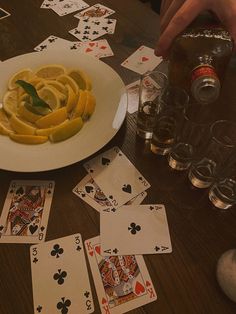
[191, 65, 220, 104]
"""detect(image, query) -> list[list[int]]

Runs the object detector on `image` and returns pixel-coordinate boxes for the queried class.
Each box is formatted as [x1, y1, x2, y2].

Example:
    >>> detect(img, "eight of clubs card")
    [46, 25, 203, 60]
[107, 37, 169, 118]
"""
[85, 236, 157, 314]
[30, 233, 94, 314]
[0, 180, 54, 243]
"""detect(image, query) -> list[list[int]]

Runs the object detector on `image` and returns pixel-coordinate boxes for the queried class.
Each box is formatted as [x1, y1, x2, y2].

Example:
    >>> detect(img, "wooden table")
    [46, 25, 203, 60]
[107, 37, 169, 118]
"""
[0, 1, 236, 313]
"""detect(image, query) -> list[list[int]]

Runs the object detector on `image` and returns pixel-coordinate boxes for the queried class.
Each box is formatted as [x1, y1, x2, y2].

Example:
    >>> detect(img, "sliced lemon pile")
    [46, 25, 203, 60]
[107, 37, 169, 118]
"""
[8, 68, 33, 90]
[38, 86, 61, 111]
[10, 114, 36, 135]
[56, 74, 79, 95]
[49, 117, 83, 142]
[34, 64, 66, 80]
[36, 107, 68, 128]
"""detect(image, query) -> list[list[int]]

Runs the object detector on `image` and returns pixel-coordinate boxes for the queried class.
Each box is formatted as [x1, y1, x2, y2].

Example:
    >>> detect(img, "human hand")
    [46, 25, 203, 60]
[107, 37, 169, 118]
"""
[155, 0, 236, 57]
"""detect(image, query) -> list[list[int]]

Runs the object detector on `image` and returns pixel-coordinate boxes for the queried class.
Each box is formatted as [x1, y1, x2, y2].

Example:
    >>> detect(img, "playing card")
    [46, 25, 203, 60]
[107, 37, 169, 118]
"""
[85, 236, 157, 314]
[41, 0, 58, 9]
[33, 35, 83, 52]
[0, 180, 54, 243]
[31, 233, 94, 314]
[121, 46, 163, 75]
[75, 39, 114, 58]
[100, 204, 172, 256]
[74, 3, 115, 18]
[126, 80, 140, 114]
[0, 8, 10, 19]
[51, 0, 89, 16]
[83, 147, 150, 209]
[73, 174, 147, 212]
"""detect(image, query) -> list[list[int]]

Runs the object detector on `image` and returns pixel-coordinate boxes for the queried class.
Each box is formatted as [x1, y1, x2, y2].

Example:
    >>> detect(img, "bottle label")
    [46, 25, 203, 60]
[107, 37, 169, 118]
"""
[191, 65, 218, 83]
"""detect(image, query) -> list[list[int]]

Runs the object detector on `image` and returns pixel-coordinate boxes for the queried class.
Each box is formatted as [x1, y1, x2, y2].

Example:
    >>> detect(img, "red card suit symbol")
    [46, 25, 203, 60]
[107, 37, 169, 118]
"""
[100, 45, 107, 50]
[102, 297, 107, 304]
[86, 48, 93, 52]
[89, 250, 94, 257]
[89, 43, 95, 47]
[95, 245, 101, 255]
[142, 56, 149, 62]
[146, 280, 151, 287]
[135, 281, 145, 295]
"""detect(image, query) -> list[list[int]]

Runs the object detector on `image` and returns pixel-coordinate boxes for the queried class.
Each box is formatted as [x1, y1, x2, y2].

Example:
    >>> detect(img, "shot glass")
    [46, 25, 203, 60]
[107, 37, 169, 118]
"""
[168, 104, 215, 170]
[189, 120, 236, 188]
[150, 86, 189, 155]
[136, 71, 168, 139]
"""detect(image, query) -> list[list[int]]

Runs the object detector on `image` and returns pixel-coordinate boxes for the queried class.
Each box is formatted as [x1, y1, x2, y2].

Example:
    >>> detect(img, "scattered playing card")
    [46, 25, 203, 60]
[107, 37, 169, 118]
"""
[76, 39, 114, 58]
[0, 180, 54, 243]
[31, 233, 94, 314]
[74, 3, 115, 19]
[85, 236, 157, 314]
[121, 45, 163, 75]
[100, 204, 172, 256]
[0, 8, 10, 20]
[126, 80, 140, 114]
[84, 147, 150, 209]
[51, 0, 89, 16]
[73, 174, 147, 212]
[33, 35, 82, 52]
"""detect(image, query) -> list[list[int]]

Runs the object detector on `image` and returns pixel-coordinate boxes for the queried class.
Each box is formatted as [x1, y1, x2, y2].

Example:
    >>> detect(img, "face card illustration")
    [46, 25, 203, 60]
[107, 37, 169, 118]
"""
[51, 0, 89, 16]
[74, 3, 115, 18]
[121, 46, 163, 75]
[83, 146, 150, 209]
[30, 233, 94, 314]
[0, 180, 54, 243]
[100, 204, 172, 256]
[0, 8, 10, 20]
[85, 236, 157, 314]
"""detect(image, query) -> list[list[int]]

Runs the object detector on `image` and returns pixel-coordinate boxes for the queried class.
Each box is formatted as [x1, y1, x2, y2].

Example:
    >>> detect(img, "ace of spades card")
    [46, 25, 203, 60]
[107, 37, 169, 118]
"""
[100, 204, 172, 256]
[0, 180, 54, 243]
[85, 236, 157, 314]
[30, 233, 94, 314]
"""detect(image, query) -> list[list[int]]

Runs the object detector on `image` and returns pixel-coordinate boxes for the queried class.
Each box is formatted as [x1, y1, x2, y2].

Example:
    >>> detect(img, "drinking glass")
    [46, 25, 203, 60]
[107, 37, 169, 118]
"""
[189, 120, 236, 188]
[150, 86, 189, 155]
[136, 71, 168, 139]
[168, 104, 215, 170]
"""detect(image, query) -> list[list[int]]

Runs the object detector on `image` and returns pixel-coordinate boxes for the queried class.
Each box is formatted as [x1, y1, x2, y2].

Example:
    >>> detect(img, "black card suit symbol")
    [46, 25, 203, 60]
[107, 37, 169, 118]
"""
[107, 20, 113, 24]
[0, 225, 4, 231]
[40, 226, 45, 232]
[75, 30, 80, 34]
[77, 245, 81, 251]
[85, 185, 93, 193]
[109, 195, 113, 199]
[33, 257, 38, 264]
[89, 169, 94, 173]
[93, 31, 99, 35]
[16, 186, 24, 195]
[81, 193, 86, 198]
[70, 44, 77, 50]
[139, 176, 143, 181]
[128, 222, 141, 235]
[85, 25, 91, 29]
[122, 184, 132, 194]
[102, 27, 108, 32]
[84, 291, 90, 298]
[155, 246, 160, 252]
[57, 297, 71, 314]
[29, 224, 38, 235]
[149, 206, 154, 211]
[49, 38, 56, 43]
[47, 189, 51, 194]
[94, 21, 100, 25]
[82, 36, 89, 40]
[84, 31, 90, 35]
[53, 269, 67, 285]
[102, 157, 110, 166]
[113, 248, 118, 254]
[36, 305, 42, 313]
[9, 189, 14, 194]
[51, 244, 64, 258]
[111, 208, 116, 212]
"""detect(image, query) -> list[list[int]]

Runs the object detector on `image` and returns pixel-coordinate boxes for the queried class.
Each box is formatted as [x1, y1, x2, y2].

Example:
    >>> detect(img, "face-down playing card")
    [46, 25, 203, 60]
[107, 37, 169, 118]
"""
[100, 204, 172, 256]
[85, 236, 157, 314]
[30, 233, 94, 314]
[83, 146, 150, 209]
[0, 180, 54, 243]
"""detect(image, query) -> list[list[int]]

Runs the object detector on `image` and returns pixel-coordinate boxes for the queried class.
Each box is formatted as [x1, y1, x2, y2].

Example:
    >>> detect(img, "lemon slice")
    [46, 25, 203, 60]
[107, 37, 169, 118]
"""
[9, 133, 48, 144]
[34, 64, 66, 80]
[36, 119, 69, 136]
[10, 114, 36, 135]
[3, 90, 19, 116]
[44, 84, 66, 102]
[82, 91, 96, 120]
[36, 107, 68, 128]
[38, 86, 61, 110]
[17, 102, 41, 123]
[8, 68, 33, 90]
[65, 84, 77, 112]
[68, 69, 92, 90]
[49, 117, 83, 142]
[71, 89, 87, 118]
[44, 80, 66, 94]
[56, 74, 79, 95]
[0, 108, 14, 135]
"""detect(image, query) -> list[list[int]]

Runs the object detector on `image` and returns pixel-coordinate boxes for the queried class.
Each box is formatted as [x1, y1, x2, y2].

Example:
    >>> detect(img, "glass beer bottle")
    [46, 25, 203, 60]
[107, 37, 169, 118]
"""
[168, 12, 234, 105]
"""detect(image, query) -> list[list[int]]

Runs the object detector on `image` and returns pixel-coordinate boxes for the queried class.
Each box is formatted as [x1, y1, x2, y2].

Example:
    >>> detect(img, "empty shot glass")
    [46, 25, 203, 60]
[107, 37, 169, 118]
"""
[150, 86, 189, 155]
[136, 71, 168, 139]
[189, 120, 236, 188]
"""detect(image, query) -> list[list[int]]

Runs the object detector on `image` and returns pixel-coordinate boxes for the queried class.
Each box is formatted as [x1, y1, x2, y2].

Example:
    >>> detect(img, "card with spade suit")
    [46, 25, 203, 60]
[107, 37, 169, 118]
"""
[30, 233, 94, 314]
[121, 45, 163, 75]
[0, 180, 54, 243]
[83, 146, 150, 209]
[85, 236, 157, 314]
[100, 204, 172, 256]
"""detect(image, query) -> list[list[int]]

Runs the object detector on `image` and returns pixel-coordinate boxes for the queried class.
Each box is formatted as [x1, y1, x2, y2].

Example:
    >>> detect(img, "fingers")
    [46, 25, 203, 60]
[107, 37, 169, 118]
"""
[160, 0, 185, 34]
[155, 0, 207, 56]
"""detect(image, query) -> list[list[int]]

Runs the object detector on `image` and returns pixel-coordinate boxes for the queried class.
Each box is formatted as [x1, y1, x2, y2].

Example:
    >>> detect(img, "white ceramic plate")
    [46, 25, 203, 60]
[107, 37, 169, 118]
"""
[0, 51, 127, 172]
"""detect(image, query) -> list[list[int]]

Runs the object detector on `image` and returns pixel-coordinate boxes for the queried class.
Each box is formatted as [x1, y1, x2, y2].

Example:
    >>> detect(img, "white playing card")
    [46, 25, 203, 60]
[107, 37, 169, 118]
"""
[74, 3, 115, 19]
[0, 180, 54, 243]
[76, 39, 114, 58]
[31, 233, 94, 314]
[85, 236, 157, 314]
[83, 146, 150, 209]
[33, 35, 83, 52]
[41, 0, 57, 9]
[51, 0, 89, 16]
[100, 204, 172, 256]
[121, 45, 163, 75]
[73, 174, 147, 212]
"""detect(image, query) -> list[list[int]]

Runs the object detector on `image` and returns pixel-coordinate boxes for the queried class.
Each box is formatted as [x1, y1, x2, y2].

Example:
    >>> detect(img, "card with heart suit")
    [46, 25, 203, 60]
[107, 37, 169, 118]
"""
[74, 3, 115, 18]
[0, 180, 54, 243]
[85, 236, 157, 314]
[100, 204, 172, 256]
[31, 233, 94, 314]
[73, 174, 147, 212]
[83, 147, 150, 209]
[76, 39, 114, 58]
[121, 46, 163, 75]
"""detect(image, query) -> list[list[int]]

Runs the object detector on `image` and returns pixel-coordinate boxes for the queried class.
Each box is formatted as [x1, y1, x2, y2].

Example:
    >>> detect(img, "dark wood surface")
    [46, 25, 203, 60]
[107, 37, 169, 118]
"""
[0, 1, 236, 313]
